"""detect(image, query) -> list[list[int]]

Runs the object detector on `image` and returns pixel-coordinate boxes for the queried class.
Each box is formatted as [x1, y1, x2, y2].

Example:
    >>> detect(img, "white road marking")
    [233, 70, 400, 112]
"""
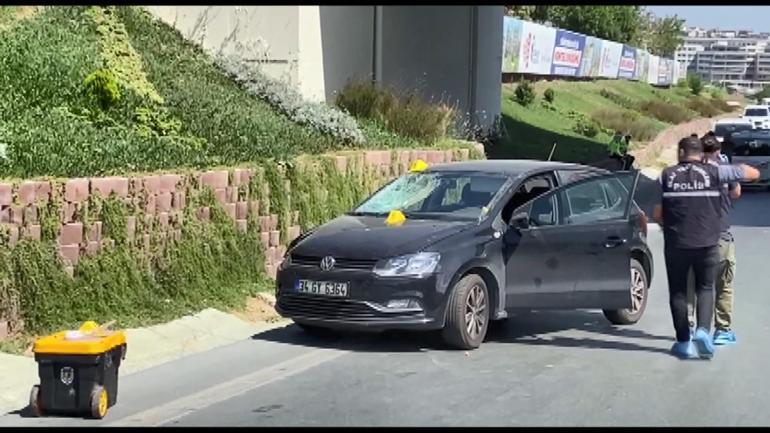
[106, 348, 347, 427]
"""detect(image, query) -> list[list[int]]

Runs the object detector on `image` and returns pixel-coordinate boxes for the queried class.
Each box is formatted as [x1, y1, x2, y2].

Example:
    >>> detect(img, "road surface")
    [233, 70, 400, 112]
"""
[3, 191, 769, 427]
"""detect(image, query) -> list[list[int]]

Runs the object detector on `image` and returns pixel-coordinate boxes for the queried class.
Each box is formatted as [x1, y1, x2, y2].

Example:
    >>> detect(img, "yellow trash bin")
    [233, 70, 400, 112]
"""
[29, 321, 126, 419]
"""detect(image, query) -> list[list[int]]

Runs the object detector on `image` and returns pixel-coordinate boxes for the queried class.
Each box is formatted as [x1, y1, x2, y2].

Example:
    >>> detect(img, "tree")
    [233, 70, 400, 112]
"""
[754, 85, 770, 101]
[504, 5, 549, 23]
[636, 9, 684, 57]
[687, 74, 703, 95]
[532, 6, 642, 44]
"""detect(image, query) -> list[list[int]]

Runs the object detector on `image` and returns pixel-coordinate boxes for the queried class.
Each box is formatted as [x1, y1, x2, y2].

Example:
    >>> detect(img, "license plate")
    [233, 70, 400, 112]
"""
[295, 280, 349, 297]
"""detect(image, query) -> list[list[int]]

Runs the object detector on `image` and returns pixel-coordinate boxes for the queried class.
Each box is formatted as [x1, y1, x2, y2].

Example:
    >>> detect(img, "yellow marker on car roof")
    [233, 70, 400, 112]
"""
[409, 159, 428, 173]
[385, 210, 406, 226]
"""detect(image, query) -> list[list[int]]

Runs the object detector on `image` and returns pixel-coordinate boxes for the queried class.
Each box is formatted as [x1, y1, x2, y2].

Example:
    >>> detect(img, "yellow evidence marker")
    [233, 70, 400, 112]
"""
[385, 209, 406, 226]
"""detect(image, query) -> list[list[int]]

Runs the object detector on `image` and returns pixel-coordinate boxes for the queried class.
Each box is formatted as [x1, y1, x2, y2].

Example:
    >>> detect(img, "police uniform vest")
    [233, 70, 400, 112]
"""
[660, 161, 723, 249]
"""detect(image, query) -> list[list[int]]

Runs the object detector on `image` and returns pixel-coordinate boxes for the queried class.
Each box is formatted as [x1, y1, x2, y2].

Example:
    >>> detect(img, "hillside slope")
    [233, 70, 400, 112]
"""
[490, 79, 742, 163]
[0, 6, 427, 179]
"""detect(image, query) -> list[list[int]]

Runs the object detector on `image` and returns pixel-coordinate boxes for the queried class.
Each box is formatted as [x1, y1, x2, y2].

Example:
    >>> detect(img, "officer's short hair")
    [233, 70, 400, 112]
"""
[702, 134, 721, 153]
[679, 136, 703, 156]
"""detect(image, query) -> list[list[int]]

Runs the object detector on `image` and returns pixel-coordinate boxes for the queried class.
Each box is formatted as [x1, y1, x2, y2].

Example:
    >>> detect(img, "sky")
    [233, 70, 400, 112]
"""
[646, 6, 770, 33]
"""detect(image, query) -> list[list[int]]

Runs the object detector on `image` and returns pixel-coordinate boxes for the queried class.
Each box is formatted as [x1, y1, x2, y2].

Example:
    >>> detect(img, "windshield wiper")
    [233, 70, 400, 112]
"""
[347, 211, 386, 217]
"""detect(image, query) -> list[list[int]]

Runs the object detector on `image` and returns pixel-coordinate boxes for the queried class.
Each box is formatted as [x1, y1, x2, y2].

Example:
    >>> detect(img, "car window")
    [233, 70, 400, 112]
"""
[715, 124, 752, 136]
[501, 173, 555, 223]
[745, 108, 769, 117]
[527, 193, 558, 227]
[354, 171, 508, 220]
[562, 177, 630, 225]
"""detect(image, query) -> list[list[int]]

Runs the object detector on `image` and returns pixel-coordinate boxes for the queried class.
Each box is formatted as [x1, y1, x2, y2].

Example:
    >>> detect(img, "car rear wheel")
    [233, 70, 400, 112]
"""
[603, 258, 648, 325]
[442, 274, 489, 350]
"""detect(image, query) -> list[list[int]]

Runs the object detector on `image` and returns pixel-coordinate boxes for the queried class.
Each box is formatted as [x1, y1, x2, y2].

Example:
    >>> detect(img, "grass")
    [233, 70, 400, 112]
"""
[0, 6, 451, 179]
[492, 79, 741, 163]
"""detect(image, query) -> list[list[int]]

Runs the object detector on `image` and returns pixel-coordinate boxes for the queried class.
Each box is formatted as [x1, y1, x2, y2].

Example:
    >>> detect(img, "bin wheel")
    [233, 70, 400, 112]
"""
[89, 385, 109, 419]
[29, 385, 43, 417]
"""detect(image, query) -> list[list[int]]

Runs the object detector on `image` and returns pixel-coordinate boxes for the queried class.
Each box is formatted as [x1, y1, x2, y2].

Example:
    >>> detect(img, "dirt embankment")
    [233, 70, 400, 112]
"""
[633, 112, 741, 169]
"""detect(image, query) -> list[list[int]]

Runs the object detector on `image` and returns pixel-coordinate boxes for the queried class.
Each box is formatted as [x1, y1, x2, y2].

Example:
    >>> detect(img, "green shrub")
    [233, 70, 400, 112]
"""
[687, 96, 720, 117]
[572, 116, 599, 138]
[639, 100, 692, 124]
[687, 74, 703, 95]
[591, 109, 659, 141]
[335, 80, 455, 143]
[83, 69, 121, 110]
[544, 88, 555, 103]
[599, 88, 638, 111]
[514, 80, 535, 106]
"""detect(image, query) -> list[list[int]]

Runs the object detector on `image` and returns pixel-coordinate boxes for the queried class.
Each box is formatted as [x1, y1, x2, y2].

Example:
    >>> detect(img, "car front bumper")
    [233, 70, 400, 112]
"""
[275, 265, 449, 331]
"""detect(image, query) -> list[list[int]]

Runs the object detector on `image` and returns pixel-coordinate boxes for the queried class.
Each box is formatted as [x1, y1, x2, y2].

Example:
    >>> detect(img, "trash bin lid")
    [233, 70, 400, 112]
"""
[33, 322, 126, 355]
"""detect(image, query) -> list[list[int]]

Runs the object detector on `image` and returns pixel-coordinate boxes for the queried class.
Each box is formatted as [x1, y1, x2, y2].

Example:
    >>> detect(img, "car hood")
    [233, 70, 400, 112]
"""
[290, 215, 475, 260]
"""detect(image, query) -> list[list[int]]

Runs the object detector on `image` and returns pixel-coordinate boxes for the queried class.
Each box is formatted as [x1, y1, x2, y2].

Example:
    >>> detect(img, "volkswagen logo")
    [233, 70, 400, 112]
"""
[320, 256, 335, 271]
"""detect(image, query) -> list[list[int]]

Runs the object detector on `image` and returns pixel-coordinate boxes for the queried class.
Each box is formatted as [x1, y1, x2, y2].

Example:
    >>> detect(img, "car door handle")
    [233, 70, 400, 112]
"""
[603, 236, 627, 248]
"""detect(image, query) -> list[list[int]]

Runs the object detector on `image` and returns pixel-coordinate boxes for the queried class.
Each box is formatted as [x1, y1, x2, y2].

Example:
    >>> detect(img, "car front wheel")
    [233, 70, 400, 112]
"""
[442, 274, 490, 350]
[603, 258, 648, 325]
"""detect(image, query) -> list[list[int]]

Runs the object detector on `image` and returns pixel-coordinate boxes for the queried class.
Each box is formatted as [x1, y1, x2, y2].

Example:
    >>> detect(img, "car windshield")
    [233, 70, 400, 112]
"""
[734, 139, 770, 156]
[352, 171, 508, 220]
[745, 108, 768, 117]
[715, 124, 752, 136]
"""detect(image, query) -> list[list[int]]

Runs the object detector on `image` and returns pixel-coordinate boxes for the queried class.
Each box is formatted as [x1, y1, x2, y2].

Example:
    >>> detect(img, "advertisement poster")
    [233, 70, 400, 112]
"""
[598, 40, 623, 78]
[518, 20, 557, 75]
[634, 50, 649, 82]
[578, 36, 602, 77]
[550, 29, 586, 76]
[658, 58, 673, 85]
[647, 55, 659, 85]
[618, 45, 637, 80]
[502, 17, 523, 73]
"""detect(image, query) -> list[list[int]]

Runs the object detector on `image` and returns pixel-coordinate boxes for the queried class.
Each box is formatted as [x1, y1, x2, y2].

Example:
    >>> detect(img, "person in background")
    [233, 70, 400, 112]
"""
[652, 136, 758, 359]
[686, 134, 741, 345]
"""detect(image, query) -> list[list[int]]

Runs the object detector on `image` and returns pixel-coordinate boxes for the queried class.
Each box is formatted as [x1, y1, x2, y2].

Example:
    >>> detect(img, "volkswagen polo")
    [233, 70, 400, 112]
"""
[275, 160, 652, 350]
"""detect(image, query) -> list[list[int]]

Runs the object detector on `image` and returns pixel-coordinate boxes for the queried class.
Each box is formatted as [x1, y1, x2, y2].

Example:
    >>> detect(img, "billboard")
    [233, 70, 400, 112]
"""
[551, 29, 586, 77]
[500, 17, 678, 84]
[502, 17, 523, 73]
[658, 58, 674, 86]
[578, 36, 602, 77]
[598, 40, 623, 79]
[517, 20, 557, 75]
[647, 55, 660, 85]
[634, 50, 650, 82]
[618, 45, 637, 80]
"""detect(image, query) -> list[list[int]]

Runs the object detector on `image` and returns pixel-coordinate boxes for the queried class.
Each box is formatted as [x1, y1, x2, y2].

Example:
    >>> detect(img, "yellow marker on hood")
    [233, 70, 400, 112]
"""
[409, 159, 428, 173]
[385, 209, 406, 226]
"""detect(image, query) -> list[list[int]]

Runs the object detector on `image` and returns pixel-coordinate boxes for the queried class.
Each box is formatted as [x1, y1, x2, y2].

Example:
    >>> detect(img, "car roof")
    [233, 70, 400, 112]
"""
[426, 159, 593, 177]
[716, 118, 751, 125]
[744, 105, 768, 110]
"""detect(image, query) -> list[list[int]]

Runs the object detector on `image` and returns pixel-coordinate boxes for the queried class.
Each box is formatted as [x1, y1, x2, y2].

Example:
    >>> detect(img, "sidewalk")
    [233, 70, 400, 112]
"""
[0, 298, 290, 415]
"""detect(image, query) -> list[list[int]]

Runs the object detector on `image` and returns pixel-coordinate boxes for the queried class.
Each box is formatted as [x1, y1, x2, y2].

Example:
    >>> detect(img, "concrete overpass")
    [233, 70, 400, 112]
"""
[146, 6, 504, 133]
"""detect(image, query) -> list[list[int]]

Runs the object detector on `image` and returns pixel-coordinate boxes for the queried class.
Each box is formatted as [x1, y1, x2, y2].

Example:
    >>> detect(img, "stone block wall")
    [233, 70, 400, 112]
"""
[0, 146, 479, 338]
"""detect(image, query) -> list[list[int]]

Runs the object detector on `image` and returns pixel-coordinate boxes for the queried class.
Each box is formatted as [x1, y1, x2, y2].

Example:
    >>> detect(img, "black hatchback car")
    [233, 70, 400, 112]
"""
[275, 160, 653, 350]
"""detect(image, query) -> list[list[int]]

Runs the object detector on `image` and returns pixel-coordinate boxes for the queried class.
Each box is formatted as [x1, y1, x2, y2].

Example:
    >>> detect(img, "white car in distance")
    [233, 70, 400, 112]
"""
[741, 105, 770, 129]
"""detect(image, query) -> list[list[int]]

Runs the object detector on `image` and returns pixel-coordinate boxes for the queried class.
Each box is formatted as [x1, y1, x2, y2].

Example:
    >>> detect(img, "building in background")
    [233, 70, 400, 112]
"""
[145, 6, 504, 134]
[677, 26, 770, 93]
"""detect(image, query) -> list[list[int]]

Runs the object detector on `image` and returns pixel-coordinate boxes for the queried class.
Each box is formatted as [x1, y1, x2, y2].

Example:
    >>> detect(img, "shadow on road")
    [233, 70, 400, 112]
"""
[251, 310, 672, 355]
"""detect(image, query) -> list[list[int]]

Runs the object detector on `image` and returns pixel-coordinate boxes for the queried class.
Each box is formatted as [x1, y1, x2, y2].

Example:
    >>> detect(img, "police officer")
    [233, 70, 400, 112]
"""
[652, 136, 759, 359]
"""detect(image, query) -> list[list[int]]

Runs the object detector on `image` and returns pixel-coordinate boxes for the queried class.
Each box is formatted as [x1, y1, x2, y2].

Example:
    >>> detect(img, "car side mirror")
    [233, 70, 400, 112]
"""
[510, 212, 530, 230]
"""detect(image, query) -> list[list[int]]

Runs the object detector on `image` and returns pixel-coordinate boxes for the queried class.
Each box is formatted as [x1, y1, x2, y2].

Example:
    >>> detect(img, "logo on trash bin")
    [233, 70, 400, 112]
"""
[60, 366, 74, 385]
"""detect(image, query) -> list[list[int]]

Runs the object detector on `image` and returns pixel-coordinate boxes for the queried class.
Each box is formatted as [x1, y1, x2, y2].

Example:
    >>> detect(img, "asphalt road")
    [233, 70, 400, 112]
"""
[3, 190, 769, 427]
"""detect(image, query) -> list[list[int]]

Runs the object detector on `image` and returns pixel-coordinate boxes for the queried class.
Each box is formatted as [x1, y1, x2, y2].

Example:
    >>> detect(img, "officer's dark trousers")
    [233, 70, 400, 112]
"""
[664, 245, 719, 342]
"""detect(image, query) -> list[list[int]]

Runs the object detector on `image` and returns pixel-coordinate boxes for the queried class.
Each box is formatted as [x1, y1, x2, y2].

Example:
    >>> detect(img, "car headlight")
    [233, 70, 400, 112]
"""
[373, 252, 440, 278]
